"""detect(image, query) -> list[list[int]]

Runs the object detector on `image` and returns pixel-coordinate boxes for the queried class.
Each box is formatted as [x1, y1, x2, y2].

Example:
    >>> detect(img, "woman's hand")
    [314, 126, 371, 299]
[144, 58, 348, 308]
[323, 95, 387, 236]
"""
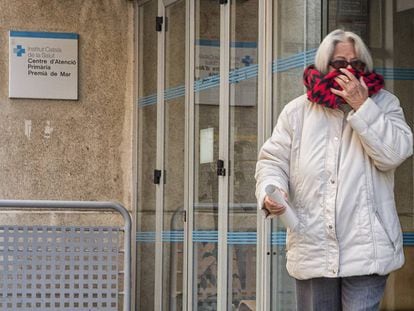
[331, 68, 368, 111]
[263, 189, 288, 216]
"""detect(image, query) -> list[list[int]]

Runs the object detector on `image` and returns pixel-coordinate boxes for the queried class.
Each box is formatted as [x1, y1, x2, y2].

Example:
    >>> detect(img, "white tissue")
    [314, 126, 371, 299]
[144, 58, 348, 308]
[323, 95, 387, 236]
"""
[265, 184, 299, 230]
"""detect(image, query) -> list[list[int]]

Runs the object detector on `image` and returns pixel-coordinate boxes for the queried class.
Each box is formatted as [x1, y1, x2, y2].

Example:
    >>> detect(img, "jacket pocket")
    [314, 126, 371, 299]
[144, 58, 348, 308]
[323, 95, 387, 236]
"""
[375, 211, 396, 251]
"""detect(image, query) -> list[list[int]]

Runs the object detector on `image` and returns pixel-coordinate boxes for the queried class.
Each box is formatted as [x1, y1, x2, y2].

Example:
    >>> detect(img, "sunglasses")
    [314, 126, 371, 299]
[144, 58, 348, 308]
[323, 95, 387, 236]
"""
[329, 59, 366, 71]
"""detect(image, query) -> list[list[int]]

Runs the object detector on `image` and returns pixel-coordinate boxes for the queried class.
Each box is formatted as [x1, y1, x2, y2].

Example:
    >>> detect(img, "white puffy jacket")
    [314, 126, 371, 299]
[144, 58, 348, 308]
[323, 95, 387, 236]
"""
[255, 89, 413, 280]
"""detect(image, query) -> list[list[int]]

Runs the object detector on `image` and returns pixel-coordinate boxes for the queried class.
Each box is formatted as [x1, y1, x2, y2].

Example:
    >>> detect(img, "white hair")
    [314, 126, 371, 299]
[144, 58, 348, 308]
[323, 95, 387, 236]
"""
[314, 29, 373, 73]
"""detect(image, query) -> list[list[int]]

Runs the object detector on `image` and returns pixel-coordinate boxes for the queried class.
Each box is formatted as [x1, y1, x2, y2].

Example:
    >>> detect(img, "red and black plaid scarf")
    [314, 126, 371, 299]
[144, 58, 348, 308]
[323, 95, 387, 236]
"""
[303, 65, 384, 109]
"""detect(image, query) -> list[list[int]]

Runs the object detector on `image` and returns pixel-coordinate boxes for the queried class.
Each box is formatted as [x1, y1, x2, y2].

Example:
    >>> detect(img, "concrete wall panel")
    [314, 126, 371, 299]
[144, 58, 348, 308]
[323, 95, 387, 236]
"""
[0, 0, 134, 209]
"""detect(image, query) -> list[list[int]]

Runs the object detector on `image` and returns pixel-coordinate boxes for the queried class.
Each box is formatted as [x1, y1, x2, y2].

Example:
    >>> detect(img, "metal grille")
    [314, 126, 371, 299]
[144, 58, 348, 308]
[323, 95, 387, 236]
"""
[0, 225, 120, 311]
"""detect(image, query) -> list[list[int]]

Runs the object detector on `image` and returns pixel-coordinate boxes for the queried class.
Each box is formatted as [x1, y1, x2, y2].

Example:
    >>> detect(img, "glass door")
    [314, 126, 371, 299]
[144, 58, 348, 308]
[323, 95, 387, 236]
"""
[265, 1, 414, 310]
[192, 1, 221, 309]
[270, 1, 322, 310]
[327, 1, 414, 309]
[136, 0, 186, 310]
[136, 1, 158, 310]
[191, 1, 260, 310]
[228, 0, 259, 309]
[163, 0, 186, 310]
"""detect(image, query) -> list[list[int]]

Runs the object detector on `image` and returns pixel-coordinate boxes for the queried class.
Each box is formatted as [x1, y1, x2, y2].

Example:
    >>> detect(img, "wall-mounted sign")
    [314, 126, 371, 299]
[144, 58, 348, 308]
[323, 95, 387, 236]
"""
[9, 31, 78, 100]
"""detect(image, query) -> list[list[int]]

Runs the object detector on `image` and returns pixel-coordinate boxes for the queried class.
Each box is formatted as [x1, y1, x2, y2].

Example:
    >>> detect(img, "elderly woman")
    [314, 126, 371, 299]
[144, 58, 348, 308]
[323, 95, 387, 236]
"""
[255, 29, 413, 310]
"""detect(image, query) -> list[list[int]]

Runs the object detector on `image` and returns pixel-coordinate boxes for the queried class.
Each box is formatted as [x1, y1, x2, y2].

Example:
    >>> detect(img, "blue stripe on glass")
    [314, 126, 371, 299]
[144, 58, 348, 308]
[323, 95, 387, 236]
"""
[229, 64, 259, 83]
[164, 85, 186, 101]
[271, 231, 287, 246]
[375, 68, 414, 80]
[227, 232, 257, 244]
[196, 39, 220, 47]
[137, 94, 157, 107]
[163, 230, 184, 242]
[137, 230, 414, 246]
[10, 30, 78, 39]
[196, 39, 257, 48]
[404, 232, 414, 245]
[136, 231, 156, 242]
[272, 49, 317, 72]
[193, 230, 219, 243]
[194, 74, 221, 92]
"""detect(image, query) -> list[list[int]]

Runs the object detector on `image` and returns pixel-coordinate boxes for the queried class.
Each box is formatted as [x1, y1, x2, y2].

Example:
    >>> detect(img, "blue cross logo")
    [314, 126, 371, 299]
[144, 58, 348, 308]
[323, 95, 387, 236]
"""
[241, 55, 253, 66]
[13, 45, 26, 57]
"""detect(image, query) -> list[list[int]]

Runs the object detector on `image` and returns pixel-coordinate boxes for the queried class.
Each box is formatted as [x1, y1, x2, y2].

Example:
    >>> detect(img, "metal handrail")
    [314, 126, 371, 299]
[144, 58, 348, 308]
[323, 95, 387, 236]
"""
[0, 200, 132, 311]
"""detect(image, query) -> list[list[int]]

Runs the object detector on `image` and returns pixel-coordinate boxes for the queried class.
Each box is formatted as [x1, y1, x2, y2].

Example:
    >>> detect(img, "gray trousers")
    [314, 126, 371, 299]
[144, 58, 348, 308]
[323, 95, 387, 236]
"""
[295, 274, 388, 311]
